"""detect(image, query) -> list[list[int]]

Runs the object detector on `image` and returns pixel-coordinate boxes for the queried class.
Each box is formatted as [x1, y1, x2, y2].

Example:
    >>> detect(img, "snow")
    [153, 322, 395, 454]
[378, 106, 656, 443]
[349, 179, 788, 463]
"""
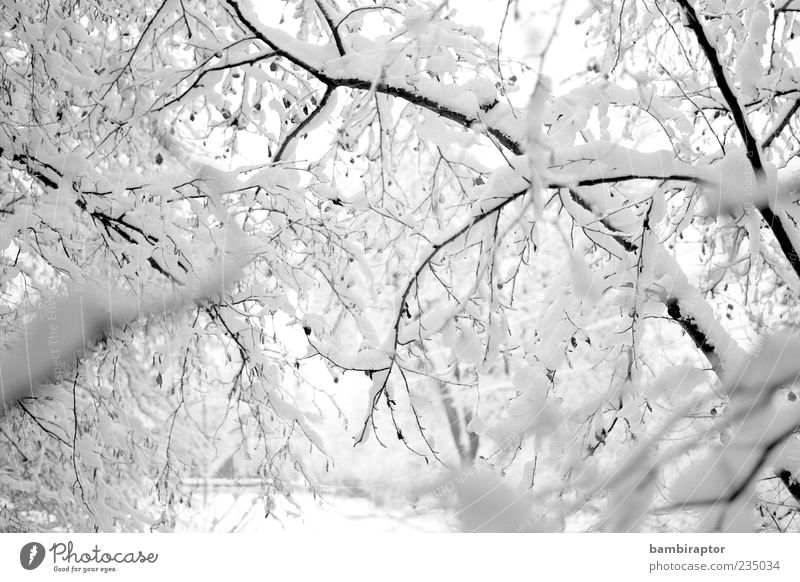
[8, 0, 800, 537]
[697, 147, 780, 214]
[351, 349, 393, 371]
[649, 365, 708, 401]
[553, 141, 685, 184]
[426, 51, 457, 75]
[453, 324, 483, 365]
[651, 245, 748, 370]
[735, 4, 769, 101]
[175, 489, 451, 533]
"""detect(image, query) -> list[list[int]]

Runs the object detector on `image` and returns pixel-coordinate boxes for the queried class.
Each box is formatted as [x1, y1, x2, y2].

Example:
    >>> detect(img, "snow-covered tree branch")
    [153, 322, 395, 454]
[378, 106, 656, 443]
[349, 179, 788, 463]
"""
[3, 0, 800, 533]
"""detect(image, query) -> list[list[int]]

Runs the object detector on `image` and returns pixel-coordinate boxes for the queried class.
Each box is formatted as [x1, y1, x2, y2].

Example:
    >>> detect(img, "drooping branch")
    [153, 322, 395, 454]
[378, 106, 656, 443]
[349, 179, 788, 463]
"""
[156, 49, 276, 112]
[273, 85, 335, 162]
[353, 185, 531, 446]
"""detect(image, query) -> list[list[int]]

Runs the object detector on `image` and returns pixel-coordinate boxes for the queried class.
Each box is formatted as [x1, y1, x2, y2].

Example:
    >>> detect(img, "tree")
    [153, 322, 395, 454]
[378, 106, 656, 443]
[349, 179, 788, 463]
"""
[2, 0, 800, 532]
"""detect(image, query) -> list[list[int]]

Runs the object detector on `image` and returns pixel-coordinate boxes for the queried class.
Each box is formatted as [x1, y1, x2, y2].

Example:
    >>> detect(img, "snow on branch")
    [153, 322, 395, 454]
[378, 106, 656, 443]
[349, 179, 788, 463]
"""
[675, 0, 800, 280]
[0, 258, 244, 419]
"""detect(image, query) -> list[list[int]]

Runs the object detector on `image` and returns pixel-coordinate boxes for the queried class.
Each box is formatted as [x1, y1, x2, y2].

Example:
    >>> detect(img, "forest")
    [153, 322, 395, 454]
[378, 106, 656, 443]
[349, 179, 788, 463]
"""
[2, 0, 800, 532]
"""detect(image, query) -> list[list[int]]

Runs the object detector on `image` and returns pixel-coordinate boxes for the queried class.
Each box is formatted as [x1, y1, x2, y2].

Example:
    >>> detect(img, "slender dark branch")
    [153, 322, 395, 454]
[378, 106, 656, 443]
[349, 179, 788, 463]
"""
[674, 0, 762, 171]
[102, 0, 171, 98]
[391, 186, 530, 346]
[314, 0, 345, 56]
[668, 420, 800, 513]
[759, 206, 800, 279]
[223, 0, 729, 384]
[567, 188, 637, 252]
[17, 402, 71, 447]
[75, 199, 187, 282]
[334, 5, 404, 32]
[762, 98, 800, 149]
[226, 0, 520, 154]
[571, 173, 707, 189]
[226, 0, 325, 74]
[157, 51, 276, 111]
[776, 0, 800, 15]
[675, 1, 800, 280]
[273, 85, 335, 162]
[354, 186, 530, 446]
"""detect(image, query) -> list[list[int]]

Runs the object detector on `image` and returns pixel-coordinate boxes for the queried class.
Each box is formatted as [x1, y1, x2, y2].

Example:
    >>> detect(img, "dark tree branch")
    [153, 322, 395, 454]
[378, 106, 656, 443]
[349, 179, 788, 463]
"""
[17, 402, 71, 447]
[666, 298, 721, 371]
[273, 85, 335, 162]
[314, 0, 345, 56]
[354, 185, 531, 446]
[675, 0, 800, 281]
[157, 51, 276, 111]
[102, 0, 172, 99]
[759, 206, 800, 277]
[334, 5, 404, 33]
[674, 0, 762, 170]
[225, 0, 519, 154]
[667, 420, 800, 516]
[762, 98, 800, 149]
[775, 468, 800, 505]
